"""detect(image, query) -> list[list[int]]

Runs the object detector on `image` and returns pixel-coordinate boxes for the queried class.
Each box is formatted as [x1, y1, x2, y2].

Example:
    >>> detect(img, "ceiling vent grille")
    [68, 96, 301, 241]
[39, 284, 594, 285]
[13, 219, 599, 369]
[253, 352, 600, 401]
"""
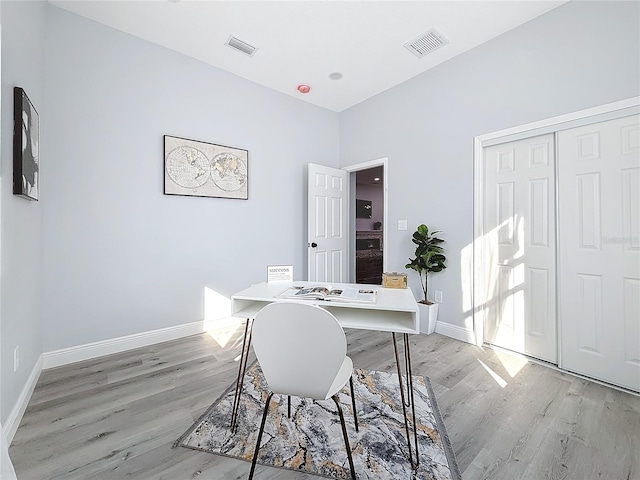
[225, 35, 257, 56]
[404, 29, 448, 58]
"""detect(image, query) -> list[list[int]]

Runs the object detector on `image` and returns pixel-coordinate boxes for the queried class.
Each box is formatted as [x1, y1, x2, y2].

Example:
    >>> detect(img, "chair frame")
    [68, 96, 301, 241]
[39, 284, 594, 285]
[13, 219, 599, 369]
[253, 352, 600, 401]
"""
[248, 383, 359, 480]
[245, 302, 360, 479]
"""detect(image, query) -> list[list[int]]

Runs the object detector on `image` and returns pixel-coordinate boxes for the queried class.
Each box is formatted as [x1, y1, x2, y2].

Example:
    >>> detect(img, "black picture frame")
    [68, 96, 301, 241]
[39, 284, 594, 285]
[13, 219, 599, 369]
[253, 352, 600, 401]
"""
[164, 135, 248, 200]
[356, 199, 372, 218]
[13, 87, 39, 201]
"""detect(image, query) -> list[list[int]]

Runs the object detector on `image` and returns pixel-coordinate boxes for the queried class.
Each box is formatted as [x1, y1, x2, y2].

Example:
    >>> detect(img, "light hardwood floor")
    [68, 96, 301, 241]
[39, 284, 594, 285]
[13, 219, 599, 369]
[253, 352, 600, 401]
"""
[9, 325, 640, 479]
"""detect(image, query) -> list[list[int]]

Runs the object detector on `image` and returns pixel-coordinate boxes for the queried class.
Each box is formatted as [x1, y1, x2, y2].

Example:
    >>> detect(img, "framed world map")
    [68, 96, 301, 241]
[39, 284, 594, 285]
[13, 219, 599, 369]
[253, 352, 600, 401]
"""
[164, 135, 248, 199]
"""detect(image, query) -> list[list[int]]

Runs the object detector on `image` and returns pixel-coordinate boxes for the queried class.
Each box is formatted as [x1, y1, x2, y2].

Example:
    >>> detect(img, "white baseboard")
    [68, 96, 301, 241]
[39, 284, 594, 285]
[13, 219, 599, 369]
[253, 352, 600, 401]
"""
[4, 355, 43, 445]
[41, 321, 205, 370]
[5, 321, 208, 445]
[434, 321, 475, 344]
[202, 316, 244, 331]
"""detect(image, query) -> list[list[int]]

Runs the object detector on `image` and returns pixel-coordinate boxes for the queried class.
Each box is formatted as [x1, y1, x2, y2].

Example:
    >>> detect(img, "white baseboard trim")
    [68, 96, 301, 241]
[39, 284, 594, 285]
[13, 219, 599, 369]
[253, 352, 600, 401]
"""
[41, 321, 205, 370]
[434, 321, 475, 344]
[4, 355, 43, 445]
[202, 316, 244, 331]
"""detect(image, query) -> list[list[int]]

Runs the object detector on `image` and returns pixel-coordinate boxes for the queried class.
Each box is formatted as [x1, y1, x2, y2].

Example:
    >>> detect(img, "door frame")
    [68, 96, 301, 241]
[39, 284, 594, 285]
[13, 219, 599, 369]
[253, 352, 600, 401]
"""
[342, 157, 389, 281]
[473, 97, 640, 349]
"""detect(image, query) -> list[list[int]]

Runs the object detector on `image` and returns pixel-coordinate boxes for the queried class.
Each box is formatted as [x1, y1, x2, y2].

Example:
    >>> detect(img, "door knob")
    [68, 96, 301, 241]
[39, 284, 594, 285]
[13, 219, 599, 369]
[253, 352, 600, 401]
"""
[310, 242, 318, 248]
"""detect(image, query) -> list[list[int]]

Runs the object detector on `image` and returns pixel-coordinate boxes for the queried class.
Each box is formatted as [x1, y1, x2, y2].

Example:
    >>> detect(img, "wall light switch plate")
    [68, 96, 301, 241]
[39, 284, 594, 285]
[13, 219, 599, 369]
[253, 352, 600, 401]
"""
[435, 290, 443, 303]
[398, 220, 408, 231]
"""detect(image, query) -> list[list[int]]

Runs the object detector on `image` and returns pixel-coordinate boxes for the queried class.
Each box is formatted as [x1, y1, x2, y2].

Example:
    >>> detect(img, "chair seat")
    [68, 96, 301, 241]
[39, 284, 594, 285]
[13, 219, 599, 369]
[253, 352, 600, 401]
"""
[325, 356, 354, 400]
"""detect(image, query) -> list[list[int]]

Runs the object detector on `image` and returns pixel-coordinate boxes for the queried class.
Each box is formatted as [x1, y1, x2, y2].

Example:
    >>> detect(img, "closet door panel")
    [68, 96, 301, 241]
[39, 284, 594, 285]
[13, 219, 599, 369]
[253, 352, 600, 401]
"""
[558, 115, 640, 392]
[484, 134, 557, 363]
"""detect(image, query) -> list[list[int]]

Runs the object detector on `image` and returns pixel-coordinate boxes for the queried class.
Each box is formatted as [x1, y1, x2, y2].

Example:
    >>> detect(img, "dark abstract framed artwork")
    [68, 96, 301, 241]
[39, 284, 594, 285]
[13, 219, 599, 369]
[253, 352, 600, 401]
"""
[14, 87, 40, 200]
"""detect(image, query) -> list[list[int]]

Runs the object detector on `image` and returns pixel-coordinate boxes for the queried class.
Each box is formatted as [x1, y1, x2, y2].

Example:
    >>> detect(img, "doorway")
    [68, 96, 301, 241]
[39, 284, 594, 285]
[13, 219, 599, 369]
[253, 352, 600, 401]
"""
[307, 159, 387, 284]
[354, 166, 384, 284]
[342, 158, 388, 285]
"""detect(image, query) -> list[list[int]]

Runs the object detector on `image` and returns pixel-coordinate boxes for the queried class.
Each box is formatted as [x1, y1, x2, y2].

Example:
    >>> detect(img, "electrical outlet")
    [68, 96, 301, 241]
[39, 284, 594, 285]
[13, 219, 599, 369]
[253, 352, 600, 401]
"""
[14, 346, 19, 372]
[434, 291, 443, 303]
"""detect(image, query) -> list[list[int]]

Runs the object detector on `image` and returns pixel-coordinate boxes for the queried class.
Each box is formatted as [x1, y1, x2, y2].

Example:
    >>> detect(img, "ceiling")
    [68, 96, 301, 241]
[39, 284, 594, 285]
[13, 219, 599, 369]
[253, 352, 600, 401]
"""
[356, 166, 383, 185]
[49, 1, 567, 112]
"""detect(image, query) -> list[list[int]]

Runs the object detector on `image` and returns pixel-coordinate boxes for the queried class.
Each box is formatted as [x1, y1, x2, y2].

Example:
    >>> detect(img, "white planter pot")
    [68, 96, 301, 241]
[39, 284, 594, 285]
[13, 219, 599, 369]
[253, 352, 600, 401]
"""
[418, 302, 439, 334]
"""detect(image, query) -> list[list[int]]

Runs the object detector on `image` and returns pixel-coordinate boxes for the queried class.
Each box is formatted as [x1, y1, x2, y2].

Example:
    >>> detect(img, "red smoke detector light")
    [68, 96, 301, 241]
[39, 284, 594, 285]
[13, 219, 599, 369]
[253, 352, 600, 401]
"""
[297, 84, 311, 94]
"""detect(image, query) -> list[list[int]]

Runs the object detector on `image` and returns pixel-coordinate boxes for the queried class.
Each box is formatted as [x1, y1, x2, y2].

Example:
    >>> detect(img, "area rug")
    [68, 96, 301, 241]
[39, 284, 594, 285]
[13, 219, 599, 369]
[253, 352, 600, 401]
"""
[175, 363, 461, 480]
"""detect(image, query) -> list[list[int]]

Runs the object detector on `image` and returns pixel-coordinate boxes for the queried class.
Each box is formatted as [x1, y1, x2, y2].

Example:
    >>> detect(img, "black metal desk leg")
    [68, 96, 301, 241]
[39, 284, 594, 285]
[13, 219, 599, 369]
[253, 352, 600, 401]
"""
[230, 318, 252, 432]
[404, 340, 412, 407]
[392, 333, 416, 469]
[229, 318, 249, 429]
[404, 333, 420, 466]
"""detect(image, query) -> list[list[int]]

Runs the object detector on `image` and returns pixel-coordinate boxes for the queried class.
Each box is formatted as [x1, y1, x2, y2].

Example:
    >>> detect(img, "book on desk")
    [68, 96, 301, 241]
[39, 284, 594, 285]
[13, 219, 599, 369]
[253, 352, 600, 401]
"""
[277, 285, 377, 304]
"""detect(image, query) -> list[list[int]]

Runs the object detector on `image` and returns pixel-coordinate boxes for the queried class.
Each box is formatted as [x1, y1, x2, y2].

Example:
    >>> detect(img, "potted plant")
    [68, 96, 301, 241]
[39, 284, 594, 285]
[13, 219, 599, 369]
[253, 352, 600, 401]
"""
[405, 224, 446, 334]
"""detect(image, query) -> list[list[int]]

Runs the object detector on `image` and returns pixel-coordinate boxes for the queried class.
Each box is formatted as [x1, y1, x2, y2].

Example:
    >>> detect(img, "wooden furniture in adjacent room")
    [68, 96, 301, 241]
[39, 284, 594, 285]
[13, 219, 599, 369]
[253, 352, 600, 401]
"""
[355, 230, 383, 284]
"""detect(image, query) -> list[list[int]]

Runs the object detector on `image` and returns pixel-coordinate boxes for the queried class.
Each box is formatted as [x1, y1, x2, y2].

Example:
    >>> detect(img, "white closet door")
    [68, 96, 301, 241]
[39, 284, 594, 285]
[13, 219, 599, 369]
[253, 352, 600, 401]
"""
[558, 116, 640, 391]
[484, 134, 557, 363]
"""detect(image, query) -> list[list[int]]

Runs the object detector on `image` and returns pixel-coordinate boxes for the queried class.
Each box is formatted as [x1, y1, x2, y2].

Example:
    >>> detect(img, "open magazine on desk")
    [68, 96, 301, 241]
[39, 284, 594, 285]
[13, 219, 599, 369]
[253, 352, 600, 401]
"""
[277, 285, 377, 304]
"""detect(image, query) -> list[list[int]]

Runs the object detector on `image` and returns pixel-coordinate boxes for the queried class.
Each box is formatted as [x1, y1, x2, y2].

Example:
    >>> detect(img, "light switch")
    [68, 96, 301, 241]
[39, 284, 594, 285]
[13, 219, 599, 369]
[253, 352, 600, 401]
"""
[398, 220, 408, 231]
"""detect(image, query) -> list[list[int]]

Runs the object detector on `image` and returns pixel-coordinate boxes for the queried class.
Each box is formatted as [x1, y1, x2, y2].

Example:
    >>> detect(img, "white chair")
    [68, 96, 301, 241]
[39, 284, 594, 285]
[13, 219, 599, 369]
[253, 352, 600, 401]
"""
[248, 301, 359, 480]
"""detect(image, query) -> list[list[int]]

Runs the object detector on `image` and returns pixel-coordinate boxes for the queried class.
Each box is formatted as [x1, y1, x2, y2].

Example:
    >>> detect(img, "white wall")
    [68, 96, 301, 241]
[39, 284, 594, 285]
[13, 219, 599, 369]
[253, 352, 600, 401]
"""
[39, 6, 339, 352]
[0, 0, 340, 431]
[1, 0, 46, 426]
[339, 1, 640, 333]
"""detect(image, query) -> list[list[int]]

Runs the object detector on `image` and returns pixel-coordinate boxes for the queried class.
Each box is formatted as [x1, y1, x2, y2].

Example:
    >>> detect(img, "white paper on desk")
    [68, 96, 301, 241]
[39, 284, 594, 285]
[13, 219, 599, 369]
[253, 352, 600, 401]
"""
[267, 265, 293, 283]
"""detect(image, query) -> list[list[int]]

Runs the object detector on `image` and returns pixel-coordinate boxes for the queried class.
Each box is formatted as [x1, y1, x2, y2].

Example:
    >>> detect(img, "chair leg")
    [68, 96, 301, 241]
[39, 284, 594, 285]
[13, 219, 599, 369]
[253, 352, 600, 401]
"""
[332, 395, 357, 480]
[248, 391, 274, 480]
[349, 376, 359, 432]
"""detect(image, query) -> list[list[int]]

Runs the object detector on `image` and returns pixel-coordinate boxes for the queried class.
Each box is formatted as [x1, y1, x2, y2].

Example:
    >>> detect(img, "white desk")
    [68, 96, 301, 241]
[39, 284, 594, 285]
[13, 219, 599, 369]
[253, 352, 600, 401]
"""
[230, 281, 422, 468]
[231, 281, 420, 334]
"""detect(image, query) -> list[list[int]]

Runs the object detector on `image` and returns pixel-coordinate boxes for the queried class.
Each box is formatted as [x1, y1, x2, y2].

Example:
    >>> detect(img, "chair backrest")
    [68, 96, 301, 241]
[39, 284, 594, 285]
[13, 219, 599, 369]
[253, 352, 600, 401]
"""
[252, 302, 347, 400]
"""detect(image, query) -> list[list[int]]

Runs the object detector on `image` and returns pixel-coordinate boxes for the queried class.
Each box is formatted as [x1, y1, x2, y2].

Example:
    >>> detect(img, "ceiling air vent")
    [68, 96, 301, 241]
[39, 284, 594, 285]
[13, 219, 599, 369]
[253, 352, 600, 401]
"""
[404, 28, 448, 58]
[225, 35, 257, 56]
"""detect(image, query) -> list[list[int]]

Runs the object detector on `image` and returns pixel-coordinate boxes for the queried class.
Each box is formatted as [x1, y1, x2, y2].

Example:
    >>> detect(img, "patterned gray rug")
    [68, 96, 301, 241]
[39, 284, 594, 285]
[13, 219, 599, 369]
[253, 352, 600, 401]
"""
[176, 363, 461, 480]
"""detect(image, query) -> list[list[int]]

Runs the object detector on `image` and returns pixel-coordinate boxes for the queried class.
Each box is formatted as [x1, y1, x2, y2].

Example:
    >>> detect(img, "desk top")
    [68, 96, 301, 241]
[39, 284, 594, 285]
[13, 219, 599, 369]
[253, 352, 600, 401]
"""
[231, 281, 419, 334]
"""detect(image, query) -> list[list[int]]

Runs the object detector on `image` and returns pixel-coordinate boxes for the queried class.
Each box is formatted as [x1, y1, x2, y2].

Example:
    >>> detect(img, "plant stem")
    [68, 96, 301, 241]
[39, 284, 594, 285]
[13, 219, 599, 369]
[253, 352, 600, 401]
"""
[424, 276, 428, 303]
[419, 274, 427, 303]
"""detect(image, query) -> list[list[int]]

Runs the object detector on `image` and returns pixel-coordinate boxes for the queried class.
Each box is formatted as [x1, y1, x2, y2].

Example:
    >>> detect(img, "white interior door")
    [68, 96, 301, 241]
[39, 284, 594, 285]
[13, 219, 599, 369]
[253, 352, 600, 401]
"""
[484, 134, 557, 363]
[558, 115, 640, 392]
[307, 163, 349, 283]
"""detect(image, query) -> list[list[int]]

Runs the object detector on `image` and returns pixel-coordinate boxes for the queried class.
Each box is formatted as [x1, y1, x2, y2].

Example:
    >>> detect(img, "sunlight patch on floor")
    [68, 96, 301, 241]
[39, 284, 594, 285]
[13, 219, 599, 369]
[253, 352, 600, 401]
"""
[477, 359, 508, 388]
[205, 322, 244, 349]
[494, 348, 529, 378]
